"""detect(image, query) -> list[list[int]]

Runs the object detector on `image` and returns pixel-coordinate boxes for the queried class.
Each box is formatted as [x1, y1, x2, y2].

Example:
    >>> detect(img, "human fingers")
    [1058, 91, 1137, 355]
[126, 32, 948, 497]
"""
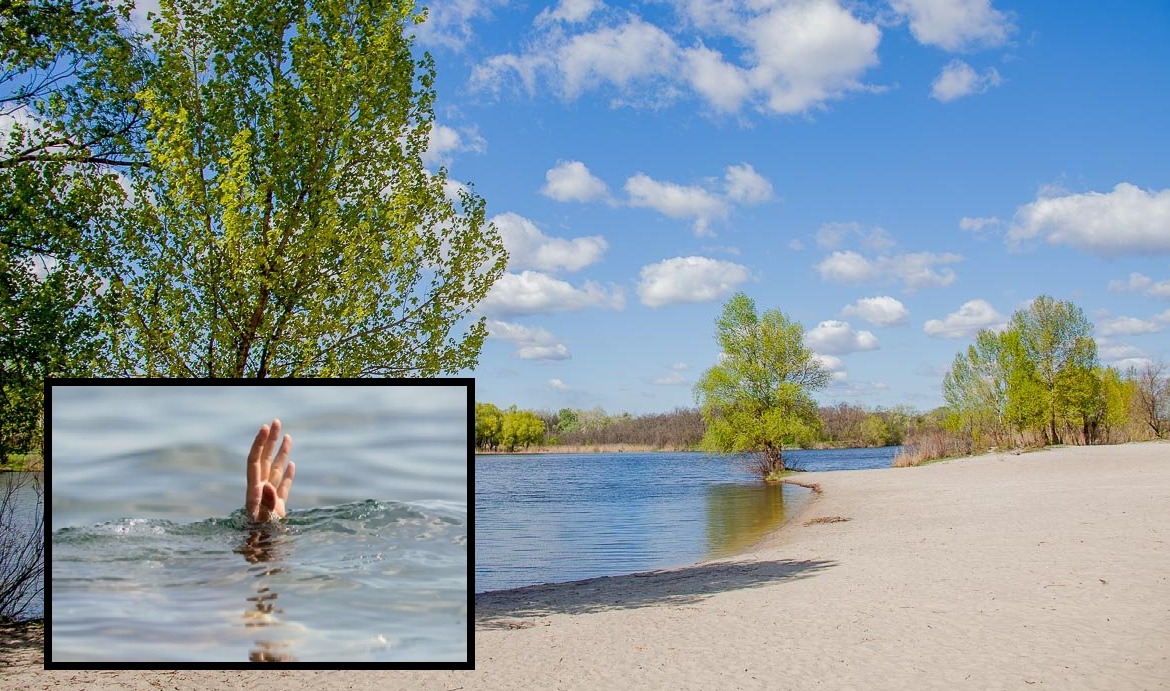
[268, 434, 292, 486]
[276, 460, 295, 503]
[261, 418, 282, 477]
[247, 424, 269, 500]
[246, 479, 263, 520]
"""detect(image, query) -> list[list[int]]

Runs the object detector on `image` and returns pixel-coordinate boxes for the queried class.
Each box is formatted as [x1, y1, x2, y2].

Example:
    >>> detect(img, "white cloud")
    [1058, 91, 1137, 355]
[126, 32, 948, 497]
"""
[891, 0, 1014, 51]
[805, 320, 879, 355]
[1098, 343, 1144, 362]
[626, 173, 728, 236]
[1009, 183, 1170, 256]
[423, 124, 486, 167]
[816, 250, 962, 292]
[557, 17, 681, 100]
[811, 352, 847, 382]
[542, 160, 610, 203]
[414, 0, 506, 51]
[652, 370, 689, 386]
[815, 222, 896, 251]
[474, 0, 882, 116]
[637, 256, 751, 307]
[723, 163, 773, 204]
[486, 319, 572, 362]
[492, 212, 607, 273]
[548, 378, 571, 391]
[537, 0, 601, 25]
[842, 296, 910, 327]
[1108, 272, 1170, 299]
[931, 60, 1002, 102]
[923, 299, 1007, 338]
[1097, 316, 1163, 337]
[481, 270, 624, 316]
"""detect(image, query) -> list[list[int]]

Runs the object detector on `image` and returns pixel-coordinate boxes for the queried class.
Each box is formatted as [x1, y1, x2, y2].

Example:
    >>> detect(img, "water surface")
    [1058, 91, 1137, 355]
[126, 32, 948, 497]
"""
[50, 383, 468, 663]
[475, 446, 898, 594]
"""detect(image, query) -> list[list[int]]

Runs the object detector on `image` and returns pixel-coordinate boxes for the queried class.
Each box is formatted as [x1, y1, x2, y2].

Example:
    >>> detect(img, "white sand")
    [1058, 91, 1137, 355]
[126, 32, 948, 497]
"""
[7, 442, 1169, 689]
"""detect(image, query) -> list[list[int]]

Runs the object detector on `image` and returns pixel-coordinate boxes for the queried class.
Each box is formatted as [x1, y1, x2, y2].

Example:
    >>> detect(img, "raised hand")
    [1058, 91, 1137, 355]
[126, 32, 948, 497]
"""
[246, 419, 295, 521]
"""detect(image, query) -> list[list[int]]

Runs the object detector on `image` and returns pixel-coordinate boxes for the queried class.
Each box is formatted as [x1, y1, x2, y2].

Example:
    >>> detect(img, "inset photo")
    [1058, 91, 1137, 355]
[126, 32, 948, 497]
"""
[46, 380, 471, 668]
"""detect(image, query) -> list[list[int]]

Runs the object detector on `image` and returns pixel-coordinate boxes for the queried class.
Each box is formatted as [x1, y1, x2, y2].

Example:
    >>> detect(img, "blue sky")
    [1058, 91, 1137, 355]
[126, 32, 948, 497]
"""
[413, 0, 1170, 415]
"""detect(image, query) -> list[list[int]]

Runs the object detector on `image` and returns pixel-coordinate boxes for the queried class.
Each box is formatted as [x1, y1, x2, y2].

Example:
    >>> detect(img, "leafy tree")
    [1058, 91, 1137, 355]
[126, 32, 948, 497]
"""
[694, 292, 830, 481]
[556, 408, 580, 435]
[1, 0, 145, 463]
[500, 409, 544, 452]
[474, 402, 503, 451]
[1008, 296, 1098, 444]
[1096, 367, 1133, 443]
[86, 0, 505, 377]
[942, 328, 1009, 448]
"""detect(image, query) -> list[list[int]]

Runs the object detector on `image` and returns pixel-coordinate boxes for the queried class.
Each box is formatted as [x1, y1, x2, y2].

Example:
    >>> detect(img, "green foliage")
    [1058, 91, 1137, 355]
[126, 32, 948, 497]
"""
[85, 0, 505, 377]
[499, 409, 545, 452]
[694, 293, 830, 480]
[474, 402, 503, 451]
[1, 0, 144, 463]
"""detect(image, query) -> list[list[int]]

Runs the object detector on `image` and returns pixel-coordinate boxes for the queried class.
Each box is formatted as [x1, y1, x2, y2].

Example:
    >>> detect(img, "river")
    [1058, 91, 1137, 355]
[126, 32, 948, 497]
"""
[475, 446, 898, 593]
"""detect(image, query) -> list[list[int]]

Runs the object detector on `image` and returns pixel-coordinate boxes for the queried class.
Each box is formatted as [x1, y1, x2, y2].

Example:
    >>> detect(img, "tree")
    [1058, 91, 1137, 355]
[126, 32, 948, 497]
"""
[500, 409, 544, 452]
[1132, 359, 1169, 438]
[1008, 296, 1098, 444]
[474, 402, 503, 451]
[85, 0, 506, 377]
[942, 328, 1010, 449]
[694, 293, 830, 481]
[2, 0, 146, 463]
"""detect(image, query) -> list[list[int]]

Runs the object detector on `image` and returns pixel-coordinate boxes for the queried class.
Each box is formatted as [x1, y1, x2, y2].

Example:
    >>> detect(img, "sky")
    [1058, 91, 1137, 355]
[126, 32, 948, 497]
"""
[123, 1, 1169, 415]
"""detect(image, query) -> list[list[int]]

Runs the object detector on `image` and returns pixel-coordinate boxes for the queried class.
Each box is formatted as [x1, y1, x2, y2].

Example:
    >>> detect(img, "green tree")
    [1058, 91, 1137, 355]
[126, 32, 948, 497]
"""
[1009, 296, 1098, 444]
[942, 328, 1009, 449]
[474, 402, 503, 451]
[556, 408, 580, 435]
[694, 292, 830, 481]
[1, 0, 145, 463]
[86, 0, 505, 377]
[500, 409, 544, 452]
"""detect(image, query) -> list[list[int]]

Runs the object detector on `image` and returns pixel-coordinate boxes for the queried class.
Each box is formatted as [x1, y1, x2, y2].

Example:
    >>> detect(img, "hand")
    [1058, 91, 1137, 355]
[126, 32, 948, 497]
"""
[246, 418, 295, 521]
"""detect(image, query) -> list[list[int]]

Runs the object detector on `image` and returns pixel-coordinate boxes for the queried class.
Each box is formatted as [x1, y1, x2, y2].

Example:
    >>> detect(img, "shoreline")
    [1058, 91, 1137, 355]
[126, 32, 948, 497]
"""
[8, 441, 1169, 688]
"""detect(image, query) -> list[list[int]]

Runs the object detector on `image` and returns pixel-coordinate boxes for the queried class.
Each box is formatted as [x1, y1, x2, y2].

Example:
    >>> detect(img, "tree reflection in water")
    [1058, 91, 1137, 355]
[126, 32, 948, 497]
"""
[234, 524, 296, 662]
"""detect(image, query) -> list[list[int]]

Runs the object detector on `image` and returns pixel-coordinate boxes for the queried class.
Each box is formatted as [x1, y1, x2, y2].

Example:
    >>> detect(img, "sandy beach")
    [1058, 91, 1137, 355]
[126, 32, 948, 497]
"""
[6, 442, 1168, 689]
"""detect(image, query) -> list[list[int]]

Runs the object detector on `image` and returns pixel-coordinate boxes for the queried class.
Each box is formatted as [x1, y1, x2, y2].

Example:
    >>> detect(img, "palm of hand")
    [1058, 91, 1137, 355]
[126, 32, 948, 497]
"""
[246, 419, 296, 521]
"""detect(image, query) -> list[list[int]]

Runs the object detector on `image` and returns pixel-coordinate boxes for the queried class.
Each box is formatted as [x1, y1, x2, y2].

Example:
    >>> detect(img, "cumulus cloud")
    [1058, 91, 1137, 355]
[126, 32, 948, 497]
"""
[1097, 316, 1163, 338]
[481, 270, 624, 316]
[1108, 273, 1170, 300]
[413, 0, 506, 51]
[492, 212, 607, 273]
[548, 378, 571, 391]
[624, 164, 775, 235]
[542, 160, 610, 203]
[626, 173, 728, 236]
[536, 0, 601, 25]
[923, 299, 1007, 338]
[423, 123, 486, 166]
[723, 163, 773, 204]
[487, 319, 572, 362]
[891, 0, 1014, 51]
[1009, 183, 1170, 256]
[816, 250, 962, 292]
[651, 363, 691, 386]
[931, 60, 1002, 102]
[804, 320, 879, 355]
[637, 256, 751, 307]
[811, 353, 848, 382]
[473, 0, 882, 116]
[842, 296, 910, 327]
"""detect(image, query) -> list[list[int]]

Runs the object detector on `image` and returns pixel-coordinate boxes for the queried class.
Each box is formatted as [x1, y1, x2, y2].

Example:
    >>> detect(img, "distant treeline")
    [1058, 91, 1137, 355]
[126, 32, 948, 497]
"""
[474, 401, 941, 453]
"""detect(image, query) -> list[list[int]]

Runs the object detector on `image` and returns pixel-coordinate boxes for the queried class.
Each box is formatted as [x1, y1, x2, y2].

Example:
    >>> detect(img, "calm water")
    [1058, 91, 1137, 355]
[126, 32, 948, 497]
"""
[475, 446, 898, 594]
[50, 384, 468, 663]
[1, 472, 44, 621]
